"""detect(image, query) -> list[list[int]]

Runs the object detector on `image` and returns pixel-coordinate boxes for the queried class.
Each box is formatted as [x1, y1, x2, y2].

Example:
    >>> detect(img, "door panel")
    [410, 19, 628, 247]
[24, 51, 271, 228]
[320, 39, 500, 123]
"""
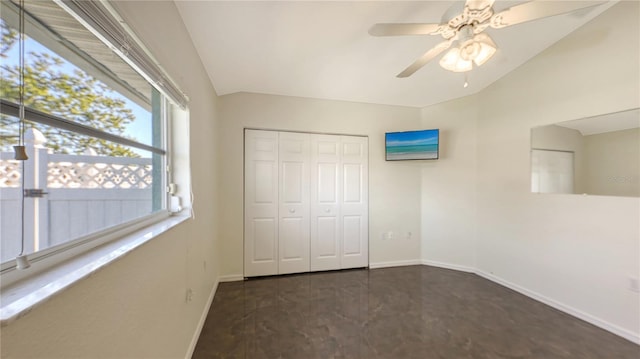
[318, 163, 337, 203]
[252, 218, 277, 261]
[342, 215, 362, 255]
[343, 142, 363, 156]
[281, 162, 303, 203]
[254, 161, 276, 203]
[316, 217, 338, 257]
[244, 130, 279, 276]
[340, 136, 368, 269]
[278, 132, 310, 274]
[310, 134, 341, 271]
[280, 217, 304, 259]
[343, 164, 362, 203]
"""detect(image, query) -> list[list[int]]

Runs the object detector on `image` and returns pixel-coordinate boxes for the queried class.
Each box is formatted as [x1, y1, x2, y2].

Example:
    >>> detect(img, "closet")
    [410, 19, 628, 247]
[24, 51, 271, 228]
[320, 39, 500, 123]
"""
[244, 129, 368, 277]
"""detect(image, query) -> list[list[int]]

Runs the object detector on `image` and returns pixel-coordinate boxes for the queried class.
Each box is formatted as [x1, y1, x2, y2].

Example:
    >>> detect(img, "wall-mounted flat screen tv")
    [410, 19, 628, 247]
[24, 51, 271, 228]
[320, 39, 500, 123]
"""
[385, 129, 439, 161]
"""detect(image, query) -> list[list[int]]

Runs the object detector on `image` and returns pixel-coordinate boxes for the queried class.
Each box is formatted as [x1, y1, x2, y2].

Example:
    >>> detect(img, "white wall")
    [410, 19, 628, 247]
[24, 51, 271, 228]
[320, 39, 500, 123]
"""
[419, 0, 639, 342]
[585, 128, 640, 197]
[474, 0, 639, 341]
[218, 93, 423, 276]
[0, 1, 222, 358]
[420, 95, 478, 270]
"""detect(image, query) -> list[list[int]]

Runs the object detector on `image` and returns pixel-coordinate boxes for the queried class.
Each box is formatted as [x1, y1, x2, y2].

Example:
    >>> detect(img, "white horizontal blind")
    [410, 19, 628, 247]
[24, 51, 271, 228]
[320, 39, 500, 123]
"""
[54, 0, 189, 110]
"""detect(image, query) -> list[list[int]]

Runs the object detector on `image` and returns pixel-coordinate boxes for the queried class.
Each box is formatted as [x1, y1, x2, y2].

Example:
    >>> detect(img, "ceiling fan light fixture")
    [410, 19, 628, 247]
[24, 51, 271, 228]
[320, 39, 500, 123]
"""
[471, 33, 497, 66]
[440, 31, 497, 72]
[459, 40, 481, 61]
[439, 46, 473, 73]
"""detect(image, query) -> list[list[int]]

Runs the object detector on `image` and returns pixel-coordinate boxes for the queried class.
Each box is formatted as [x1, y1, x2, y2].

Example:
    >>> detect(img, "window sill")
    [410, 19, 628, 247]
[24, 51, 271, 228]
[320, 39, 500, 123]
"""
[0, 214, 190, 327]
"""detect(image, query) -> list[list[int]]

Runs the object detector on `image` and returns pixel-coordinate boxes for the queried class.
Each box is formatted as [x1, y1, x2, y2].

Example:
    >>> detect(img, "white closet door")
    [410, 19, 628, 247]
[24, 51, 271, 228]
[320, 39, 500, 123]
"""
[531, 149, 574, 194]
[340, 136, 368, 269]
[278, 132, 311, 274]
[310, 134, 341, 271]
[244, 130, 279, 276]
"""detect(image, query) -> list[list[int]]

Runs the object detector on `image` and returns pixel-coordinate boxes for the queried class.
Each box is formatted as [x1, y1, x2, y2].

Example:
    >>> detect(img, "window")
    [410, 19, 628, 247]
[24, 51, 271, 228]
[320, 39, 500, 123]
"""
[0, 0, 187, 270]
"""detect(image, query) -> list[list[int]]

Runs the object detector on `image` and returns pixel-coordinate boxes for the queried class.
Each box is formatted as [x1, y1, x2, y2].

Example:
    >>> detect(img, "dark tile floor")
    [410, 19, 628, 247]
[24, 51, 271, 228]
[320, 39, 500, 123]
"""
[193, 265, 639, 358]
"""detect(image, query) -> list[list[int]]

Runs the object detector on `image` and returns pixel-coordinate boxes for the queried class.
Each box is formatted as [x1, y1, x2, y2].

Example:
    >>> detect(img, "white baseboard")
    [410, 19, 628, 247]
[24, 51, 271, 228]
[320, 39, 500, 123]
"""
[368, 259, 422, 269]
[218, 274, 244, 282]
[185, 280, 218, 359]
[421, 259, 475, 273]
[475, 270, 640, 345]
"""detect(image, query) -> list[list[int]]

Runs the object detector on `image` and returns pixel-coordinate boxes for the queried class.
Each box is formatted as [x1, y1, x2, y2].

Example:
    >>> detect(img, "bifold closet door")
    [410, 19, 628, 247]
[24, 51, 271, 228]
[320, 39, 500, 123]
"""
[244, 130, 279, 277]
[278, 132, 310, 274]
[246, 130, 367, 277]
[310, 135, 341, 271]
[310, 135, 368, 271]
[340, 136, 368, 269]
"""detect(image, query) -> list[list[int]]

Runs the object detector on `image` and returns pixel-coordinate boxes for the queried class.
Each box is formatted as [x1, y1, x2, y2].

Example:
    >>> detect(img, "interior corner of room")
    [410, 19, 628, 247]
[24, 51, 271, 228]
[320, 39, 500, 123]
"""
[0, 0, 638, 358]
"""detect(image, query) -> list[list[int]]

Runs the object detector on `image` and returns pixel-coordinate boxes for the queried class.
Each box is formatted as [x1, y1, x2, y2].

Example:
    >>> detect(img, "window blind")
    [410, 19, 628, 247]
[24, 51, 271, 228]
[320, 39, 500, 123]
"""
[54, 0, 189, 110]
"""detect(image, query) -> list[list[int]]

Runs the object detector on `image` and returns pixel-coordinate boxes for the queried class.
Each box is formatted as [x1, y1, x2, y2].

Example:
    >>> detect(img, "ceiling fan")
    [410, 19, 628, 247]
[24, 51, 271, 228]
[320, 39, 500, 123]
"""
[369, 0, 607, 77]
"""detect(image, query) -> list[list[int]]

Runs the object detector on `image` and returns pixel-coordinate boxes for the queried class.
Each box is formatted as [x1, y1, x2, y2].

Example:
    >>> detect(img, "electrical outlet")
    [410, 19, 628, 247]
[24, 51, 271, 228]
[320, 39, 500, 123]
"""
[387, 231, 394, 240]
[186, 288, 193, 302]
[629, 277, 639, 293]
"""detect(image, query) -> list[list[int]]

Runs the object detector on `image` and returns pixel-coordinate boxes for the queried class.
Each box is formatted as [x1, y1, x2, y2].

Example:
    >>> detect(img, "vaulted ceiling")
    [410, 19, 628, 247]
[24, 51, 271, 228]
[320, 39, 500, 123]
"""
[175, 1, 616, 108]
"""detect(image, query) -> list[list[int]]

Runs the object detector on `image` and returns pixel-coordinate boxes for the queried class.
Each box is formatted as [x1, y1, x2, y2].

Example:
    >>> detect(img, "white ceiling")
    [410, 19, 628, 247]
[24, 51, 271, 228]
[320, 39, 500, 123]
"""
[556, 108, 640, 136]
[174, 1, 616, 108]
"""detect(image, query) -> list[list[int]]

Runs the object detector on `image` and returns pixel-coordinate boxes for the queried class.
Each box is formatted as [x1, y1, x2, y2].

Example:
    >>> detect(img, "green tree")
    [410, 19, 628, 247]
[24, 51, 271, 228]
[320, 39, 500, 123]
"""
[1, 21, 139, 157]
[0, 23, 17, 56]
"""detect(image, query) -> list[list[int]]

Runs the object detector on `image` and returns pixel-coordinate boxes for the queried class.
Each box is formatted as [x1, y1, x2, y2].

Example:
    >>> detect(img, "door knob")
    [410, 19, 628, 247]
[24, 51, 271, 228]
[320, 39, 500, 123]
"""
[289, 208, 296, 213]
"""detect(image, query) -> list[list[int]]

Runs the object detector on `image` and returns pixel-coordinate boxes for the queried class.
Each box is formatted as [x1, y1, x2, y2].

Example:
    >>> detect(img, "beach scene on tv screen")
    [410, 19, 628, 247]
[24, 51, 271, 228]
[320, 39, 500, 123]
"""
[386, 130, 438, 160]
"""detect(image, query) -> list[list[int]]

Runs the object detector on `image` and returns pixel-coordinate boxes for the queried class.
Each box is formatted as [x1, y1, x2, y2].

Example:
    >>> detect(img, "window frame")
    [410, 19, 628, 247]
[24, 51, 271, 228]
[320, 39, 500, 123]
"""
[0, 95, 173, 274]
[0, 0, 184, 275]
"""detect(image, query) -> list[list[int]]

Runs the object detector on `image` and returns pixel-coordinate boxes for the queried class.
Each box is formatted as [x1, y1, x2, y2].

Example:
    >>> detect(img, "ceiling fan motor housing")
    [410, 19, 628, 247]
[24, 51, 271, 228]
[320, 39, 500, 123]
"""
[440, 0, 494, 40]
[458, 25, 481, 61]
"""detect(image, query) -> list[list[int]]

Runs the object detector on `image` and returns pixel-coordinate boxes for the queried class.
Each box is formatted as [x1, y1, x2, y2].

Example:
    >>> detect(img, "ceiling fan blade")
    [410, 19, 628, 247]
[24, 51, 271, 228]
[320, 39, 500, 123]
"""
[397, 40, 453, 78]
[491, 1, 607, 29]
[369, 23, 442, 36]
